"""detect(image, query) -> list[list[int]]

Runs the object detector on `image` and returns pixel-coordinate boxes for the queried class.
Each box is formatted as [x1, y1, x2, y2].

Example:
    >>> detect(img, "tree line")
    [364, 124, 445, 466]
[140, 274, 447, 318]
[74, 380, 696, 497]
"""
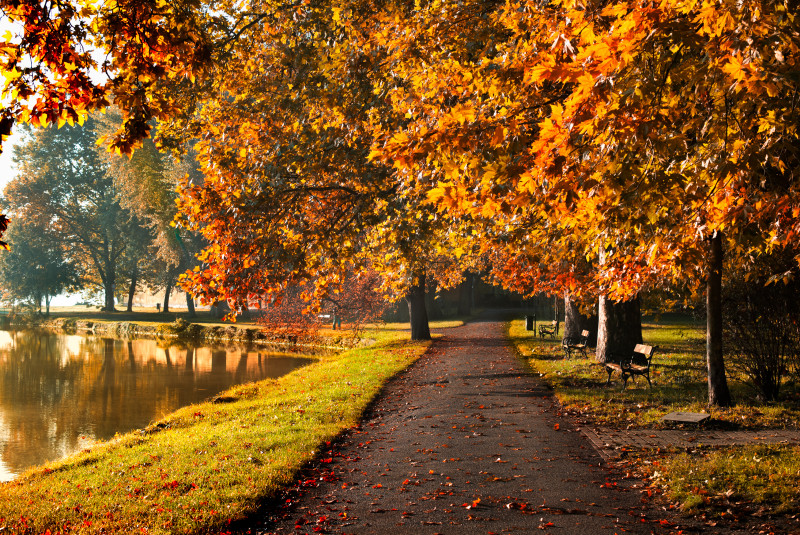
[0, 113, 202, 314]
[0, 0, 798, 407]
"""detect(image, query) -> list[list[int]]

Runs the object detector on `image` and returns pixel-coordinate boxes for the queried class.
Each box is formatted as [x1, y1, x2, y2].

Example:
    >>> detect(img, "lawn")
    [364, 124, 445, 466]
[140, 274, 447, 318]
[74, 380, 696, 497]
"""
[508, 315, 800, 429]
[508, 315, 800, 517]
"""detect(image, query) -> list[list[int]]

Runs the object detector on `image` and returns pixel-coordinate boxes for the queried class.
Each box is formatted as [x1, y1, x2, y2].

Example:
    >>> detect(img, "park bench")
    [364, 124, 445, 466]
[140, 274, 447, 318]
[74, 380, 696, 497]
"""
[538, 320, 558, 339]
[605, 343, 657, 388]
[562, 329, 590, 359]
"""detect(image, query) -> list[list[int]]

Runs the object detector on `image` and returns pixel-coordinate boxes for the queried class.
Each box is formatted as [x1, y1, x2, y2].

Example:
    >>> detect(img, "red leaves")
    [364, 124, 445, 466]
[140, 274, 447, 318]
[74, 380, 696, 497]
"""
[463, 498, 481, 509]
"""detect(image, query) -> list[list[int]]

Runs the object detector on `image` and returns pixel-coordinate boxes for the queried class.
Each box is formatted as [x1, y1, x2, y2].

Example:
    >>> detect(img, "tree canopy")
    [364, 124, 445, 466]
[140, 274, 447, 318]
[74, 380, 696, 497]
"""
[1, 0, 799, 396]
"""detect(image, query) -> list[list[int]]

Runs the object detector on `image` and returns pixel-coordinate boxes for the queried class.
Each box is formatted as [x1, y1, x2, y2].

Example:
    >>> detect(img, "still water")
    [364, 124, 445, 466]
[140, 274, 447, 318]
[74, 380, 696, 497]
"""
[0, 329, 313, 481]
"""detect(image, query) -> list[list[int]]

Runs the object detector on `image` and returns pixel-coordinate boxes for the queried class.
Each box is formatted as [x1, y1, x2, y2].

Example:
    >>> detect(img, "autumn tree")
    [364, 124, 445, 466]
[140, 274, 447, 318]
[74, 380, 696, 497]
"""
[362, 0, 800, 406]
[96, 109, 203, 315]
[169, 0, 479, 340]
[0, 0, 212, 154]
[5, 122, 133, 311]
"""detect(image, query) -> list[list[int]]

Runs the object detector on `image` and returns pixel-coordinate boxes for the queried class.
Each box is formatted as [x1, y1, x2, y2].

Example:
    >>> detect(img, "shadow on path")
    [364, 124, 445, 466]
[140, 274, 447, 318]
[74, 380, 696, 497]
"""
[235, 319, 694, 534]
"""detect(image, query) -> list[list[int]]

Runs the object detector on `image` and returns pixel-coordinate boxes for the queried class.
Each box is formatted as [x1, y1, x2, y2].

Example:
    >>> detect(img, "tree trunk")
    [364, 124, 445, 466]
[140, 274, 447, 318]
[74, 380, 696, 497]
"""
[45, 295, 51, 316]
[127, 264, 138, 312]
[457, 273, 473, 316]
[103, 278, 116, 312]
[564, 295, 596, 343]
[553, 296, 561, 336]
[186, 292, 196, 318]
[162, 268, 175, 313]
[406, 271, 431, 341]
[707, 231, 733, 406]
[596, 295, 642, 363]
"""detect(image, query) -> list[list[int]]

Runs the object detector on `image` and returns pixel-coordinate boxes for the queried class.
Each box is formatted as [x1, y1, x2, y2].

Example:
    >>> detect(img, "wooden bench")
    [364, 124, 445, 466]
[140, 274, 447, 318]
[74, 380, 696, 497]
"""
[538, 320, 558, 339]
[562, 329, 590, 359]
[605, 344, 657, 388]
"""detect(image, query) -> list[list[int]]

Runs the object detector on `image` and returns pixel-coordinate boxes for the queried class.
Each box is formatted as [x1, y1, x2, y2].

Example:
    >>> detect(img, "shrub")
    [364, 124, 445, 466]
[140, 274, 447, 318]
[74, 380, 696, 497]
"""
[723, 263, 800, 401]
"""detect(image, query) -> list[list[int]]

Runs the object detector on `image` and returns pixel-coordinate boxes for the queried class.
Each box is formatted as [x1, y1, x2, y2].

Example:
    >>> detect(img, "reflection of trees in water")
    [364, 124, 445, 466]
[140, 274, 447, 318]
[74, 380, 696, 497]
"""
[0, 330, 86, 474]
[0, 331, 312, 479]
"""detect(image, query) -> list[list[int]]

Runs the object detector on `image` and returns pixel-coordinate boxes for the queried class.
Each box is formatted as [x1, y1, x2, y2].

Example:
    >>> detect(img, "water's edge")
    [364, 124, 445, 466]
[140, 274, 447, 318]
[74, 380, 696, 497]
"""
[1, 317, 357, 353]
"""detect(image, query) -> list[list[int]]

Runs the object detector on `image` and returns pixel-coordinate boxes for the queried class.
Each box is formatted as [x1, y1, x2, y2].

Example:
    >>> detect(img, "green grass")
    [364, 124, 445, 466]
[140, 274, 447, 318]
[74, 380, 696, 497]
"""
[369, 318, 466, 330]
[508, 317, 800, 429]
[649, 445, 800, 513]
[508, 315, 800, 517]
[0, 329, 431, 534]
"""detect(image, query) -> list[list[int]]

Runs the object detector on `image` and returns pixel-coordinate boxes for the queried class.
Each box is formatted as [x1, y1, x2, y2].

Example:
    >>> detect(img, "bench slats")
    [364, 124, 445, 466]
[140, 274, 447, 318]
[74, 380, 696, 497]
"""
[604, 344, 657, 388]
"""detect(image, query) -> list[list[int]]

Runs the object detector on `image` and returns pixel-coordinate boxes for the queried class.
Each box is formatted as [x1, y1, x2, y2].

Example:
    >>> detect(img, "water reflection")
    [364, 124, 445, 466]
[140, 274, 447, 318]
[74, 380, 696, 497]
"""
[0, 330, 312, 481]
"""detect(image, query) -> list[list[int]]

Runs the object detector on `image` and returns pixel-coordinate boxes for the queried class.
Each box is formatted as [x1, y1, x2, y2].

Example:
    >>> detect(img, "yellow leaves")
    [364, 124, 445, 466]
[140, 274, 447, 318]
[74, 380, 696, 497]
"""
[525, 61, 555, 85]
[694, 3, 736, 38]
[600, 3, 630, 18]
[3, 67, 21, 83]
[390, 131, 409, 146]
[450, 103, 475, 125]
[715, 11, 736, 35]
[427, 181, 453, 204]
[722, 54, 746, 83]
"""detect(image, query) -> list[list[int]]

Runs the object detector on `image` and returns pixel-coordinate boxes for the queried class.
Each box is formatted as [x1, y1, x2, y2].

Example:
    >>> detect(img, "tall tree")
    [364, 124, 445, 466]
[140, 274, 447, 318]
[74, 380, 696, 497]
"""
[169, 0, 479, 339]
[5, 122, 130, 310]
[0, 219, 80, 313]
[96, 109, 203, 316]
[364, 0, 800, 406]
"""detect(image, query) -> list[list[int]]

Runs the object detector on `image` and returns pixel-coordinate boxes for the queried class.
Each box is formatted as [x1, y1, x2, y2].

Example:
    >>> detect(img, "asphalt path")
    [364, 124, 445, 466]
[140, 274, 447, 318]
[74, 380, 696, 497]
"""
[248, 318, 673, 534]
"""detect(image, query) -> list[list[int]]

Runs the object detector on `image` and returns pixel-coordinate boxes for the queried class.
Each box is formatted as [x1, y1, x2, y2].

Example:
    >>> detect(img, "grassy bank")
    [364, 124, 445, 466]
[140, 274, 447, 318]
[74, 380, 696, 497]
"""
[508, 317, 800, 429]
[0, 330, 432, 534]
[508, 316, 800, 516]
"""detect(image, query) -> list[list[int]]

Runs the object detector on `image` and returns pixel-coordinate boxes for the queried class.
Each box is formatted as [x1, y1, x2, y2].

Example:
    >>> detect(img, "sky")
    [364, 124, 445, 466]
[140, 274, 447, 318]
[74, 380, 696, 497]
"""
[0, 131, 19, 193]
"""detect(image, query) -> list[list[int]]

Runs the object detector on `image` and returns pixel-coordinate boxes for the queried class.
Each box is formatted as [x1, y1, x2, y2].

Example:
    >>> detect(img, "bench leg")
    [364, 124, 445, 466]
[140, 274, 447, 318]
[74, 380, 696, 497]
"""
[645, 373, 652, 388]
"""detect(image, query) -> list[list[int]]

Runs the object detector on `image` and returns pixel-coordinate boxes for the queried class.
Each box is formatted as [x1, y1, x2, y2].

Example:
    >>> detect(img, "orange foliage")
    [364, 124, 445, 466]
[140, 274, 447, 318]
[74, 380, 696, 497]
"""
[3, 0, 798, 312]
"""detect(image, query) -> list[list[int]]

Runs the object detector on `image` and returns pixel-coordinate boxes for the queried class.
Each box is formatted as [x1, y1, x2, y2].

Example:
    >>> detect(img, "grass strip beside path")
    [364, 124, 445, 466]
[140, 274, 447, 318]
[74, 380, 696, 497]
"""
[654, 444, 800, 514]
[508, 318, 800, 429]
[0, 331, 430, 534]
[507, 317, 800, 519]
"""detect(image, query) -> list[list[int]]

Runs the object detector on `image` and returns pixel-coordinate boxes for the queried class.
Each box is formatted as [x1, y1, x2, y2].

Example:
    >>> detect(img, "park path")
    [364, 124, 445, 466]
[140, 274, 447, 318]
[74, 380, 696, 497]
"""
[246, 318, 676, 534]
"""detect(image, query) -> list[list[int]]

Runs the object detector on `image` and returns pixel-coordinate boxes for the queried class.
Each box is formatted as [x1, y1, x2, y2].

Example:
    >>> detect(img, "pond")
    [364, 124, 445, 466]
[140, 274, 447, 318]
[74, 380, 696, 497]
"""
[0, 329, 313, 481]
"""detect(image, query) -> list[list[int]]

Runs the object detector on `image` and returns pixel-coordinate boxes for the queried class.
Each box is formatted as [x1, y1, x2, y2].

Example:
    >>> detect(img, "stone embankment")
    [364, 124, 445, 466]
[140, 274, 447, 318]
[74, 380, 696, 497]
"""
[5, 316, 355, 351]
